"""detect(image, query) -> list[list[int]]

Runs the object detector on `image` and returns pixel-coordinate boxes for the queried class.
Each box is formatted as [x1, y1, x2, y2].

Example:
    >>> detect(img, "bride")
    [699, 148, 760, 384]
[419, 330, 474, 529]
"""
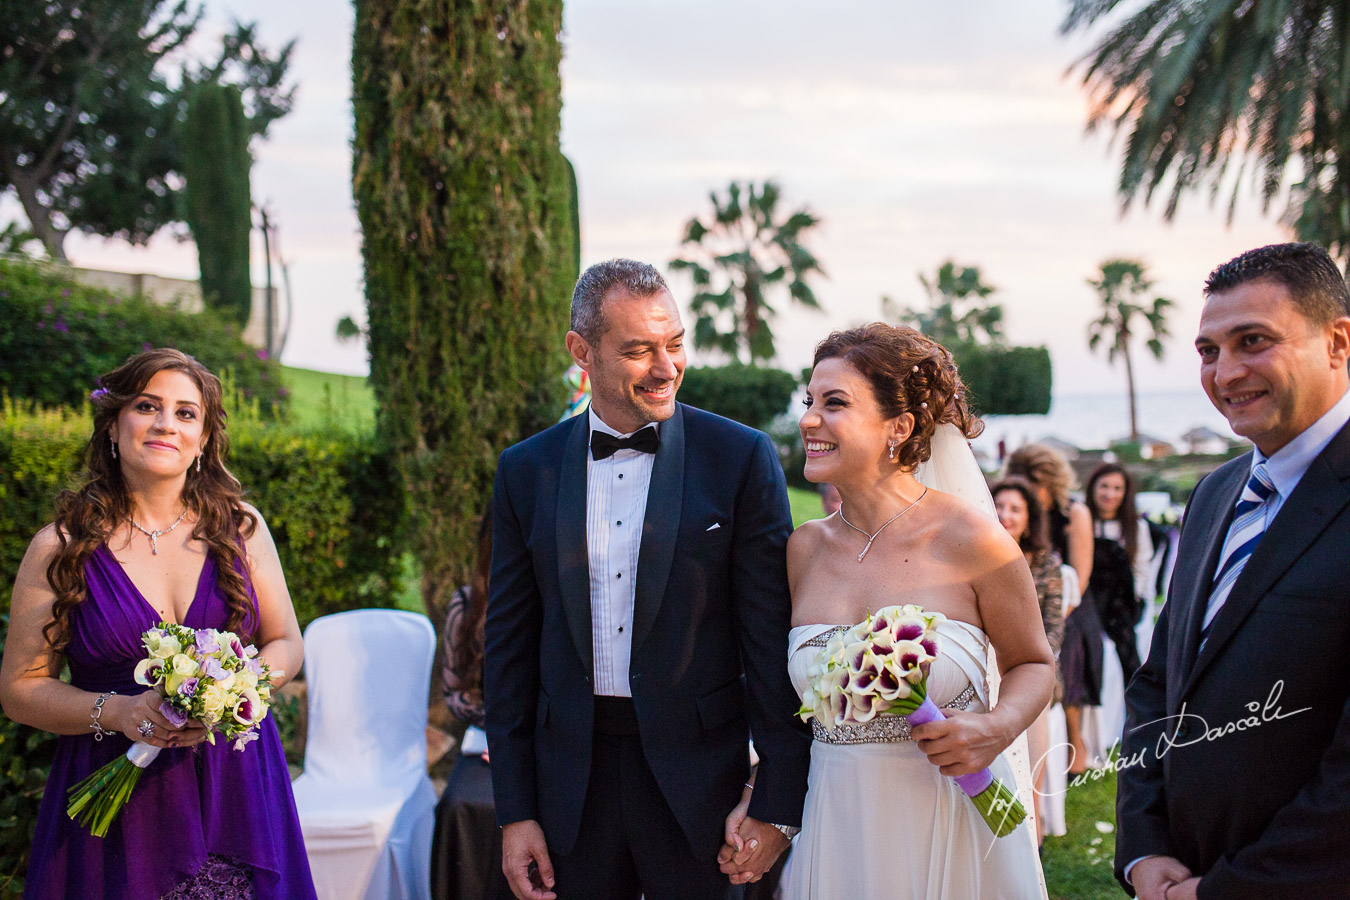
[781, 324, 1052, 898]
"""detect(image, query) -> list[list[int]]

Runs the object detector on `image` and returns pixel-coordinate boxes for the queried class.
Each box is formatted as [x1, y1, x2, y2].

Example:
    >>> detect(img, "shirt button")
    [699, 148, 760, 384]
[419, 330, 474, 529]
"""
[616, 572, 623, 579]
[618, 626, 624, 633]
[616, 520, 622, 526]
[618, 473, 624, 479]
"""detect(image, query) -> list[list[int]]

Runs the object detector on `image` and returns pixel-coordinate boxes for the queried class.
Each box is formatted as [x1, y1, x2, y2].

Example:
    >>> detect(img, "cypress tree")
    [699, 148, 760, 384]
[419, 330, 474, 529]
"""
[181, 82, 254, 327]
[352, 0, 573, 619]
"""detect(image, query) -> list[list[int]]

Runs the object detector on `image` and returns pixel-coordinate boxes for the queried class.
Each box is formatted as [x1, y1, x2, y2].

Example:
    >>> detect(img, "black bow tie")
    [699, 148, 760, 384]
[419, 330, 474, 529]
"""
[591, 426, 659, 460]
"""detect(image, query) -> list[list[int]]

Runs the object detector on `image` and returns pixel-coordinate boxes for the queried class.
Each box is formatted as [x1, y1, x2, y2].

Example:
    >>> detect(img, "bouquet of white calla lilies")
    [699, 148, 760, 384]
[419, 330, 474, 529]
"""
[799, 604, 1027, 837]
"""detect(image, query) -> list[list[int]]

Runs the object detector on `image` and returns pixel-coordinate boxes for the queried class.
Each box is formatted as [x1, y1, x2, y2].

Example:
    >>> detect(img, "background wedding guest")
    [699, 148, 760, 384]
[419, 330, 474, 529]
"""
[0, 348, 316, 899]
[431, 508, 511, 900]
[1003, 443, 1098, 775]
[1118, 242, 1350, 899]
[1084, 463, 1152, 681]
[992, 477, 1066, 845]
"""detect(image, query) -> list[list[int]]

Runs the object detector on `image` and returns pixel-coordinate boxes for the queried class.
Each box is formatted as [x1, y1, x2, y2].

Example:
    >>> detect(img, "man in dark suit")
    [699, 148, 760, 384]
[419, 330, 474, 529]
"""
[1116, 242, 1350, 900]
[484, 259, 810, 900]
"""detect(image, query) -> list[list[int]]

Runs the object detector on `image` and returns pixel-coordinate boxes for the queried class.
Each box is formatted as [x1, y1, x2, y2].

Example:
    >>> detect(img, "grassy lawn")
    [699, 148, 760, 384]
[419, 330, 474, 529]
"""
[281, 365, 375, 434]
[1042, 761, 1121, 899]
[788, 485, 826, 527]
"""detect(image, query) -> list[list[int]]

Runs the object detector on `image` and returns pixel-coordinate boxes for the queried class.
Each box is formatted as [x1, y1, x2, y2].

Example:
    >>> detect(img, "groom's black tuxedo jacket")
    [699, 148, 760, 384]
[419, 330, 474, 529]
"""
[483, 403, 810, 860]
[1115, 420, 1350, 899]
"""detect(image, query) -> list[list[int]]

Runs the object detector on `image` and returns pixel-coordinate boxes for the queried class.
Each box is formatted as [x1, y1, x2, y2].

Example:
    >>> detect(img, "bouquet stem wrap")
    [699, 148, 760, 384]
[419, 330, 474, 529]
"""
[902, 694, 1025, 837]
[66, 743, 162, 838]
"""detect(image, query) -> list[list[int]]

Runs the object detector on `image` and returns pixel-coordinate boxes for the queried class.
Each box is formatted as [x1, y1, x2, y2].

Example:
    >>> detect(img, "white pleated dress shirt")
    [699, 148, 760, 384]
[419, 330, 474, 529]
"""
[586, 407, 658, 697]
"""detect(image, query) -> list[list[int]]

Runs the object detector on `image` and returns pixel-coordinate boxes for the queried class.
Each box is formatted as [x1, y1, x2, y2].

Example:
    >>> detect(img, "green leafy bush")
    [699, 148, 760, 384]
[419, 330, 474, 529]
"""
[0, 258, 285, 412]
[678, 363, 799, 431]
[0, 404, 405, 627]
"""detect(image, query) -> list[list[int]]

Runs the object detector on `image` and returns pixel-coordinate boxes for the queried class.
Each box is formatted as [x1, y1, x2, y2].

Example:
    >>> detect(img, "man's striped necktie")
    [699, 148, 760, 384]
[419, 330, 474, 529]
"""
[1200, 462, 1276, 641]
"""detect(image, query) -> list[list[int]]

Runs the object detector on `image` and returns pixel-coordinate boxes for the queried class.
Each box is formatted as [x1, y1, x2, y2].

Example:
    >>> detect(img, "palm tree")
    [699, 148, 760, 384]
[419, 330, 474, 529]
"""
[669, 180, 824, 362]
[1062, 1, 1350, 261]
[886, 260, 1004, 346]
[1087, 260, 1174, 441]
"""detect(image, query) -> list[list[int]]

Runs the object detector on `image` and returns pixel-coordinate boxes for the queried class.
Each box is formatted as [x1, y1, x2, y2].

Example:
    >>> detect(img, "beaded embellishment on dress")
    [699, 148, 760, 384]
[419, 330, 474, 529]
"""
[160, 854, 254, 900]
[809, 685, 977, 745]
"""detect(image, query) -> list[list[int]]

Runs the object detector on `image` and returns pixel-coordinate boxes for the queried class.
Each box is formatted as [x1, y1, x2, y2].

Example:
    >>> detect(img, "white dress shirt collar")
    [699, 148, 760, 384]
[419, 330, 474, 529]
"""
[1252, 384, 1350, 499]
[588, 404, 660, 441]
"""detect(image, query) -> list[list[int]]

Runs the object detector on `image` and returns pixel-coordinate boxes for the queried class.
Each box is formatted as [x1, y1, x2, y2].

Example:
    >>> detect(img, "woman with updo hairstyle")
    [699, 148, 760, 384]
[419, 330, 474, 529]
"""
[0, 349, 316, 899]
[779, 324, 1051, 897]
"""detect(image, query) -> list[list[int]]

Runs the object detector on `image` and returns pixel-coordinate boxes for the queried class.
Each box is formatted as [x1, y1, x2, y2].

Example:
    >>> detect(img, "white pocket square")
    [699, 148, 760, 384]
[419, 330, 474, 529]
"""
[705, 522, 722, 532]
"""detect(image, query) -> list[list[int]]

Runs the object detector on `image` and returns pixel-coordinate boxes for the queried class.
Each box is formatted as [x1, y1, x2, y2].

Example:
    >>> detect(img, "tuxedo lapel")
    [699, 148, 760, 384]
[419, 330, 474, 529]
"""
[1182, 424, 1350, 699]
[556, 414, 594, 676]
[631, 404, 685, 655]
[1174, 461, 1246, 692]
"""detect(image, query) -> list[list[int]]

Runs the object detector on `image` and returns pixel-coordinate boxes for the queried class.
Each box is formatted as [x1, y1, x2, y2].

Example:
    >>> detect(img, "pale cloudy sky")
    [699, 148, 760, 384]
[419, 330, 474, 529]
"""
[59, 0, 1290, 395]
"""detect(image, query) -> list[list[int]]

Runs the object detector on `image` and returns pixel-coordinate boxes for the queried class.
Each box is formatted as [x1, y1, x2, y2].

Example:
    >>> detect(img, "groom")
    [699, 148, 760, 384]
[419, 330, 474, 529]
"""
[484, 259, 810, 899]
[1116, 242, 1350, 899]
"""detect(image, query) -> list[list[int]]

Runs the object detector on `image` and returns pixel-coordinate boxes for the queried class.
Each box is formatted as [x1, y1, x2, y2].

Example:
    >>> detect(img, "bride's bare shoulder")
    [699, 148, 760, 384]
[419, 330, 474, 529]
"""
[788, 514, 837, 567]
[926, 491, 1021, 566]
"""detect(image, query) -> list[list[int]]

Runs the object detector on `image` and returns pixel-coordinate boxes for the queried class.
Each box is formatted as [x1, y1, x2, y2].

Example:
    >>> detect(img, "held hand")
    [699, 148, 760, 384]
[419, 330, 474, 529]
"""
[717, 786, 752, 877]
[1164, 877, 1200, 900]
[718, 817, 788, 885]
[911, 708, 1008, 776]
[1131, 856, 1193, 900]
[501, 820, 556, 900]
[110, 691, 209, 749]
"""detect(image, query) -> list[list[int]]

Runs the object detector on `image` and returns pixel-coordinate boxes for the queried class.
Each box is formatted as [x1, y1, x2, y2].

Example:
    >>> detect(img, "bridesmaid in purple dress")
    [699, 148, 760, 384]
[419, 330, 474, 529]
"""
[0, 349, 317, 900]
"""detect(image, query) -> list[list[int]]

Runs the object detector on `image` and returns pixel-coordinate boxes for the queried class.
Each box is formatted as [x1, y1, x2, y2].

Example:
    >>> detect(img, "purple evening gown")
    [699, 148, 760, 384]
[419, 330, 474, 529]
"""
[24, 544, 317, 900]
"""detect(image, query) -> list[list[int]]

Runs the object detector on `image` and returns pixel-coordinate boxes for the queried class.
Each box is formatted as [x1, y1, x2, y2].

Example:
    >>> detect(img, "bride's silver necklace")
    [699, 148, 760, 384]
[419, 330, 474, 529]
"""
[837, 487, 928, 563]
[129, 510, 188, 555]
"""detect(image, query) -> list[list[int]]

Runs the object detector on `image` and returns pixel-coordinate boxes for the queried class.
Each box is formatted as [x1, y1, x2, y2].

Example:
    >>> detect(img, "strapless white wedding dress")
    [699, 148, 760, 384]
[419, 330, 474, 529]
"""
[782, 618, 1048, 900]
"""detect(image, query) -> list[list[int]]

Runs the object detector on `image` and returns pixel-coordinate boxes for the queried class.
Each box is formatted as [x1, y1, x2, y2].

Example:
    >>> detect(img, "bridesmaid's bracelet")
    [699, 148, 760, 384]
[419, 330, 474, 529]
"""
[89, 691, 116, 741]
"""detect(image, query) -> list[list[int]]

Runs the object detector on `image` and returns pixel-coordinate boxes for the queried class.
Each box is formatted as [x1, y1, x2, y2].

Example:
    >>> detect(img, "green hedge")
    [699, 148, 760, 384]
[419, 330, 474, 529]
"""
[0, 257, 285, 412]
[678, 363, 799, 431]
[0, 405, 405, 626]
[953, 343, 1053, 417]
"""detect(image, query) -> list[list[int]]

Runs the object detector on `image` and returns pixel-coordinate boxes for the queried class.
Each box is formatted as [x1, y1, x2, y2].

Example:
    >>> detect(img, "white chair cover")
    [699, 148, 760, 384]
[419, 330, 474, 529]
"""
[292, 609, 437, 900]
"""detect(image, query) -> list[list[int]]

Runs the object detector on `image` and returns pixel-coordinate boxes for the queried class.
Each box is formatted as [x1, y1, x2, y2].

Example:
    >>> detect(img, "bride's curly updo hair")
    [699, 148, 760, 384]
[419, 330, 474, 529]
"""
[43, 348, 258, 654]
[812, 324, 983, 469]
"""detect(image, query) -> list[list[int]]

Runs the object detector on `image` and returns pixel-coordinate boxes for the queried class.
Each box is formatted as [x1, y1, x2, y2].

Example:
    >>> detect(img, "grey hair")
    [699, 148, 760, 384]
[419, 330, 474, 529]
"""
[570, 259, 670, 343]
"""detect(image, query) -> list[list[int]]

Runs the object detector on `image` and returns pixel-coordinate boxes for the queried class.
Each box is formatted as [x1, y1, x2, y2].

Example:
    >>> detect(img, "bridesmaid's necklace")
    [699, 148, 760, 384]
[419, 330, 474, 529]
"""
[837, 487, 928, 563]
[129, 509, 188, 555]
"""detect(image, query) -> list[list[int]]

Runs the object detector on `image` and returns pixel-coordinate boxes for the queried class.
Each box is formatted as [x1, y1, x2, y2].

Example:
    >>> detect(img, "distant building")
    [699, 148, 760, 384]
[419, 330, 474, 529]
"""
[1136, 433, 1176, 460]
[1181, 426, 1231, 456]
[70, 266, 286, 355]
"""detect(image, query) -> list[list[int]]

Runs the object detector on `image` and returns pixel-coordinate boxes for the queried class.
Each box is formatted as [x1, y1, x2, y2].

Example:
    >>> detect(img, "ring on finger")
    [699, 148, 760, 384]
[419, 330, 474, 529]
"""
[137, 719, 155, 737]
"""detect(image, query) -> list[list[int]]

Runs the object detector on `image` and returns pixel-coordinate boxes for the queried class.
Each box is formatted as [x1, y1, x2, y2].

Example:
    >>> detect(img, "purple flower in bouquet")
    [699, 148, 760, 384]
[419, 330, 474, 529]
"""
[160, 701, 188, 729]
[177, 677, 199, 698]
[194, 630, 221, 654]
[200, 657, 229, 682]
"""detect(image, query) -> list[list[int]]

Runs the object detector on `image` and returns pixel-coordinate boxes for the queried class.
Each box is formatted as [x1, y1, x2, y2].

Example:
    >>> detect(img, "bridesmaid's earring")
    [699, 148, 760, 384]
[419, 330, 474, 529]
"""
[110, 438, 118, 459]
[196, 454, 202, 473]
[888, 442, 897, 461]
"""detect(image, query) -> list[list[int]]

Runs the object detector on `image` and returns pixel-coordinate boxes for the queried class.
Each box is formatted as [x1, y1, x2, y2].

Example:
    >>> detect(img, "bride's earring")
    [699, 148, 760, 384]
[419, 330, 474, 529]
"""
[888, 441, 897, 461]
[196, 454, 202, 473]
[110, 437, 118, 459]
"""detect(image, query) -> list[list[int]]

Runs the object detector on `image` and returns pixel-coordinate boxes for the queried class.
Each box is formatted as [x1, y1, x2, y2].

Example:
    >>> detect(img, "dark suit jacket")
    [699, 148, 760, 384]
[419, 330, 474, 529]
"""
[483, 403, 811, 861]
[1115, 420, 1350, 899]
